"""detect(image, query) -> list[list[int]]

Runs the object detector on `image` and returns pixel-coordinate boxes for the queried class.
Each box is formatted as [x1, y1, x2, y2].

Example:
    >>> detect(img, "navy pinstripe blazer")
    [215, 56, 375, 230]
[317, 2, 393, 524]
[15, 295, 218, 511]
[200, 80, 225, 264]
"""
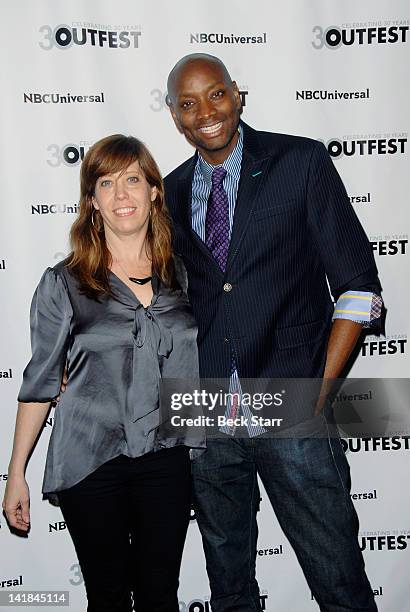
[164, 121, 380, 379]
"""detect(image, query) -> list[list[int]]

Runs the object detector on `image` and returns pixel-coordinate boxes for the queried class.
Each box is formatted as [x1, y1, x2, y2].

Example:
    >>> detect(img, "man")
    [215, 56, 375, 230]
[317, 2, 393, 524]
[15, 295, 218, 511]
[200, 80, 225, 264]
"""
[164, 53, 381, 612]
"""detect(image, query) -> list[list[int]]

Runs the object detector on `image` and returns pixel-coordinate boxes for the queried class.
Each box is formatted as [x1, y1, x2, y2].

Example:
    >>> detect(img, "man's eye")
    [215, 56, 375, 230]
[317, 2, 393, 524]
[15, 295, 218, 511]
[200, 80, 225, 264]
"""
[212, 90, 224, 98]
[181, 101, 194, 109]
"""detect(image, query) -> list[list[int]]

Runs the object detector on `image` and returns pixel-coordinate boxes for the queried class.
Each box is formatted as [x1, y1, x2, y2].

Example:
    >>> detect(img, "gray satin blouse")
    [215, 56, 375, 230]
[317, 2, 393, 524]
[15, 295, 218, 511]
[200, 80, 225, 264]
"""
[18, 257, 204, 501]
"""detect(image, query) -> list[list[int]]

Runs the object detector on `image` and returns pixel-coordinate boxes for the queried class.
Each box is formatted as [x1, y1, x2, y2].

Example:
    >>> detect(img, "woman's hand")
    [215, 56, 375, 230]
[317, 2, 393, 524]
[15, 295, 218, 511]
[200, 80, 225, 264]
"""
[2, 474, 30, 531]
[3, 400, 51, 532]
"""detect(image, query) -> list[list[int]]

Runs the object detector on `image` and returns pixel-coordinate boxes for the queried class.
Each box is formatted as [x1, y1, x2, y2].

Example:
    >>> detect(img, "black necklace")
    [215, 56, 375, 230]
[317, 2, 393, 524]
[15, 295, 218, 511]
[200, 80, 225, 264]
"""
[112, 255, 152, 286]
[129, 276, 152, 285]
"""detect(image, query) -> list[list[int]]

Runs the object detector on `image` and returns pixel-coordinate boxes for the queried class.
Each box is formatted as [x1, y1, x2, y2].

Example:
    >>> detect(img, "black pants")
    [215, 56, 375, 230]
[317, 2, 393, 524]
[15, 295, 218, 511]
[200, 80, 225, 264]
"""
[58, 447, 191, 612]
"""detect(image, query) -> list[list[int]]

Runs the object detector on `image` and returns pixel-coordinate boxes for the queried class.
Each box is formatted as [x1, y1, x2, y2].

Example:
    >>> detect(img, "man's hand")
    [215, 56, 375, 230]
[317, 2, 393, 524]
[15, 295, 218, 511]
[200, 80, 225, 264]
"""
[315, 319, 363, 415]
[314, 378, 336, 417]
[53, 367, 68, 405]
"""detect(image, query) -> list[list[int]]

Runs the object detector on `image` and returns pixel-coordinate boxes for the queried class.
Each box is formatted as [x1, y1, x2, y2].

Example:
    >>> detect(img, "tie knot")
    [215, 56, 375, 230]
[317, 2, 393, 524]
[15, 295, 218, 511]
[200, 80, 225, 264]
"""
[211, 166, 227, 188]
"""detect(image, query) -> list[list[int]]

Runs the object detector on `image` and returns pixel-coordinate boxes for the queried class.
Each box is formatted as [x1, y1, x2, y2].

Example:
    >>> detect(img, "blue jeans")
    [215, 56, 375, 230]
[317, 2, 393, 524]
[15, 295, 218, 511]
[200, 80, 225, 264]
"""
[192, 435, 377, 612]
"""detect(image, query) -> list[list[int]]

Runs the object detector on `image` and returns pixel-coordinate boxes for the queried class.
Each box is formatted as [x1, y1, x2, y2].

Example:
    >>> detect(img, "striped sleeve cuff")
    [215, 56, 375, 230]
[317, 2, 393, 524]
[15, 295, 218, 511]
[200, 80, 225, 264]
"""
[332, 291, 383, 327]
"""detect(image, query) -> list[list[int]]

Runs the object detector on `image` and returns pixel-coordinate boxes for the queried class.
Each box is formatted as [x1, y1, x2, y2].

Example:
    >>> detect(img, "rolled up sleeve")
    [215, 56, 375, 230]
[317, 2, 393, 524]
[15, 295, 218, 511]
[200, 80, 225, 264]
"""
[333, 290, 383, 328]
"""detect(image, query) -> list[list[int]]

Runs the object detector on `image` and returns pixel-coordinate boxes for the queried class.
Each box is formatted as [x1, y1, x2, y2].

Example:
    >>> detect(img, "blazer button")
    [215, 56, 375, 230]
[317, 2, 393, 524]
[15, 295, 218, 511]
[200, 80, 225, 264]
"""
[224, 337, 230, 343]
[223, 283, 233, 292]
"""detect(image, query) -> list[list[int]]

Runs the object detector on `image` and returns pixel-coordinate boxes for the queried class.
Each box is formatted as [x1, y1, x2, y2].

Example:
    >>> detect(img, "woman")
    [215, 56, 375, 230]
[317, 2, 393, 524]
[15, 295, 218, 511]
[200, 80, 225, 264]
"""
[3, 134, 203, 611]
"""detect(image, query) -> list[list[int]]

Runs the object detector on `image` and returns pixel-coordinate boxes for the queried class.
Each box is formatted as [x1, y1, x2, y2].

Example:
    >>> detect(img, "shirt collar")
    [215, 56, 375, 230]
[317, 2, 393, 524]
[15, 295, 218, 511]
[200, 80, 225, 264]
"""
[197, 126, 243, 189]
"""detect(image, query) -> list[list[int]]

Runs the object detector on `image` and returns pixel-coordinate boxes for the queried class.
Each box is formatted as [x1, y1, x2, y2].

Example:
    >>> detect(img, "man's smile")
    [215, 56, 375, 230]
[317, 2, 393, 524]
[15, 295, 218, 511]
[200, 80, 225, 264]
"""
[198, 121, 223, 136]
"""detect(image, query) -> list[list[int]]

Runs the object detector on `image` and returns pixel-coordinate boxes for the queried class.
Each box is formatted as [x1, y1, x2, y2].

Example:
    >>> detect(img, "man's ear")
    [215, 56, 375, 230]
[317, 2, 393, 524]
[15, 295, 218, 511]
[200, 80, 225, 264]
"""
[169, 105, 184, 135]
[232, 81, 242, 111]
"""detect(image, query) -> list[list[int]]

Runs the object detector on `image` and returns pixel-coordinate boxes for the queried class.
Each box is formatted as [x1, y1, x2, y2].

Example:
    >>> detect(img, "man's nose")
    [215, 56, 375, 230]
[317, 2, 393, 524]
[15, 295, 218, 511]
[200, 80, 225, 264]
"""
[198, 98, 216, 121]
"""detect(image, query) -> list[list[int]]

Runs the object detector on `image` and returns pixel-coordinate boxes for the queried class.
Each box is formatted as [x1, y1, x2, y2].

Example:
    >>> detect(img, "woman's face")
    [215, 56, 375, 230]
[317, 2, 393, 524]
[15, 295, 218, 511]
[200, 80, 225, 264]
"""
[92, 160, 157, 237]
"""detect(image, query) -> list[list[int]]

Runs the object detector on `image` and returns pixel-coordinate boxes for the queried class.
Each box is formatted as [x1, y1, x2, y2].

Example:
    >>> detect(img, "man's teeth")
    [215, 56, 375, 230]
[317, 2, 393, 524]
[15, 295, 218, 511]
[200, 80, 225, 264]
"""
[199, 122, 223, 134]
[115, 207, 135, 214]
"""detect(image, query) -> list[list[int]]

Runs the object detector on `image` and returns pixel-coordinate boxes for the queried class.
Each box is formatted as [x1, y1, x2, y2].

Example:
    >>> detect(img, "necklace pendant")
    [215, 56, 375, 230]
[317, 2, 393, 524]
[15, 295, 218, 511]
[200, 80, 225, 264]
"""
[129, 276, 152, 285]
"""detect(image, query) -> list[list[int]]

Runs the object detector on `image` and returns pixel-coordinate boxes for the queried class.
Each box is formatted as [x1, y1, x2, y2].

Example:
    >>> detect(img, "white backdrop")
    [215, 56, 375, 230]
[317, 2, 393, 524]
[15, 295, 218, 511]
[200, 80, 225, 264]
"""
[0, 1, 409, 610]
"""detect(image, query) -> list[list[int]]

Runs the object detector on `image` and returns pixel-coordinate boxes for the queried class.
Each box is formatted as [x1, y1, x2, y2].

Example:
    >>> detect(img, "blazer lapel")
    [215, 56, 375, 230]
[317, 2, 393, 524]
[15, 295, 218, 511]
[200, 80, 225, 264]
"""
[226, 124, 272, 272]
[176, 158, 223, 274]
[176, 171, 193, 234]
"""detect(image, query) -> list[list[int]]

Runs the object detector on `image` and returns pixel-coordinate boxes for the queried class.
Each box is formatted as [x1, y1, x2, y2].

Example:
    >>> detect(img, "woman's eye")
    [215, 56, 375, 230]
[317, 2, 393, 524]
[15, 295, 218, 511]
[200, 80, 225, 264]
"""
[127, 176, 139, 183]
[100, 179, 111, 187]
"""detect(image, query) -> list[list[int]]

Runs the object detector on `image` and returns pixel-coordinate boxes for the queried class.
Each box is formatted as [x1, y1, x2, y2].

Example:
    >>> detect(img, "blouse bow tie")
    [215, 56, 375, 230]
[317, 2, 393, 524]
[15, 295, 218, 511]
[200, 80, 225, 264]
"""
[132, 305, 173, 357]
[131, 305, 173, 422]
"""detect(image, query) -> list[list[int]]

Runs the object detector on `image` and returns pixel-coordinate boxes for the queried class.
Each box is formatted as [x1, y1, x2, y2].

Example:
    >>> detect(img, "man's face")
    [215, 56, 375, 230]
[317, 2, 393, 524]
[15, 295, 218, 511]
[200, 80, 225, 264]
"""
[169, 60, 242, 164]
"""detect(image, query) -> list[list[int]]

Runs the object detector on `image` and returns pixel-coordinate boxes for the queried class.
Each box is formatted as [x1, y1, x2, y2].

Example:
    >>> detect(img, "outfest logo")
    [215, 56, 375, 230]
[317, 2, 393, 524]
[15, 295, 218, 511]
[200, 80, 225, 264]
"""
[320, 133, 407, 159]
[359, 531, 410, 552]
[150, 88, 249, 112]
[178, 593, 269, 611]
[341, 436, 410, 453]
[312, 19, 409, 49]
[360, 334, 407, 357]
[369, 234, 408, 256]
[46, 141, 93, 167]
[39, 22, 142, 50]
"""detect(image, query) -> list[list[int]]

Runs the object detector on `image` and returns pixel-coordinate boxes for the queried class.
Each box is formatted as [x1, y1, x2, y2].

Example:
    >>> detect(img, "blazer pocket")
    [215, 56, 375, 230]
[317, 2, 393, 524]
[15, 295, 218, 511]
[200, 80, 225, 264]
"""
[276, 320, 327, 350]
[252, 200, 298, 221]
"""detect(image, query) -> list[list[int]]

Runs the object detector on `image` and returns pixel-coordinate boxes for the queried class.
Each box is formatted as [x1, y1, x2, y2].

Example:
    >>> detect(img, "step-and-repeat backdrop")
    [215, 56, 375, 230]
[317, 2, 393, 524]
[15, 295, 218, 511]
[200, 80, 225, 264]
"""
[0, 1, 409, 610]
